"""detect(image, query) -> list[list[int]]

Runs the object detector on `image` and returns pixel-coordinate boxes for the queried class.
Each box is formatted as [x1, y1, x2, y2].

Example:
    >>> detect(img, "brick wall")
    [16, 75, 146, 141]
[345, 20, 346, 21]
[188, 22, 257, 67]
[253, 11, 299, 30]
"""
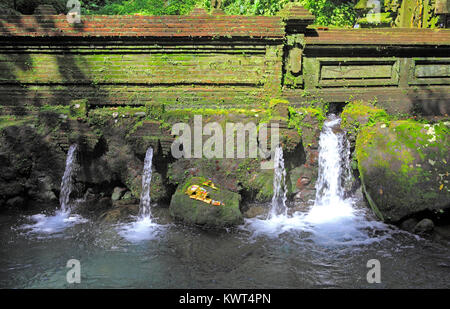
[0, 8, 449, 116]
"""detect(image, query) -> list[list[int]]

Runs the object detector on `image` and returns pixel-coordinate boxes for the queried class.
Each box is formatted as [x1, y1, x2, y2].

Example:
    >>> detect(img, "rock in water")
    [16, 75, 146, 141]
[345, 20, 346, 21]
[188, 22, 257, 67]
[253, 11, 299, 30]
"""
[414, 219, 434, 235]
[169, 177, 243, 228]
[356, 120, 450, 222]
[400, 218, 419, 232]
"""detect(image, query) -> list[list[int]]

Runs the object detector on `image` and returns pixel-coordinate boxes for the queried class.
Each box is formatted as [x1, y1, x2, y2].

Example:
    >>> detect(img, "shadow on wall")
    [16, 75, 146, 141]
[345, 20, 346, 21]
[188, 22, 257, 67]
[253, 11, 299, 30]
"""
[0, 20, 95, 153]
[0, 8, 104, 133]
[409, 87, 450, 116]
[0, 8, 113, 208]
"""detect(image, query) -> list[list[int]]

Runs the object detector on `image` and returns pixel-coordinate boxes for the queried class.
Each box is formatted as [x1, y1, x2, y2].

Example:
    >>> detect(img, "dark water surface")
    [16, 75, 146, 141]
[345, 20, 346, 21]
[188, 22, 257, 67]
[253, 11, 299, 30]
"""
[1, 202, 449, 289]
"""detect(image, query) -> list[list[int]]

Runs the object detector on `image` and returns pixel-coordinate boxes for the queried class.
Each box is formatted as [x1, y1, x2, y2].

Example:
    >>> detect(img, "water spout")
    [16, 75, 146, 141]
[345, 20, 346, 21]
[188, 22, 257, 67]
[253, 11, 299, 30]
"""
[268, 145, 288, 218]
[19, 144, 87, 236]
[139, 147, 154, 219]
[304, 114, 356, 226]
[60, 144, 78, 213]
[314, 115, 352, 207]
[243, 114, 391, 245]
[118, 147, 166, 242]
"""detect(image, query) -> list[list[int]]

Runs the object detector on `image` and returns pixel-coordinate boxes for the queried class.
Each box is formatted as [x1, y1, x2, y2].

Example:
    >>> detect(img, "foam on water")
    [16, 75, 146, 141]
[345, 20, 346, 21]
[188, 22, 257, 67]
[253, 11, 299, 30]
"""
[117, 217, 167, 243]
[19, 210, 87, 237]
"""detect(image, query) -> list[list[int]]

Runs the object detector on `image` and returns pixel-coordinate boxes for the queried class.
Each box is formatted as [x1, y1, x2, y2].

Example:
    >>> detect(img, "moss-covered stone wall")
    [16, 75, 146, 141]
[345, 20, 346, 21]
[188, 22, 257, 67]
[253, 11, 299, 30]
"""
[0, 12, 449, 117]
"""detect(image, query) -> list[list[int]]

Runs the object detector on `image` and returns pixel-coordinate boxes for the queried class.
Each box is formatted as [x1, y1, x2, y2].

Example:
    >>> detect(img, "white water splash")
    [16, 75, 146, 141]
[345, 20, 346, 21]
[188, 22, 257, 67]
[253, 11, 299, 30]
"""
[243, 115, 392, 246]
[20, 211, 87, 237]
[117, 217, 164, 243]
[268, 145, 288, 218]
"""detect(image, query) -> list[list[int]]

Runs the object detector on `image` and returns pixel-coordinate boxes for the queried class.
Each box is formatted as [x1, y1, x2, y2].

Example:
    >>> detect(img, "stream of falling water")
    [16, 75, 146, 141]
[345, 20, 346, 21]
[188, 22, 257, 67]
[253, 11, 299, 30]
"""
[19, 144, 86, 236]
[244, 114, 392, 245]
[268, 145, 288, 218]
[118, 147, 166, 242]
[59, 144, 78, 213]
[304, 114, 355, 224]
[139, 147, 154, 219]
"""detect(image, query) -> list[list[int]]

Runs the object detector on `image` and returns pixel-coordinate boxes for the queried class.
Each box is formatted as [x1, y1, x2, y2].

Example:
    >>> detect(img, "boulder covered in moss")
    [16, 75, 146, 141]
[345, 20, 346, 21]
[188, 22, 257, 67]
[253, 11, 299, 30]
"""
[167, 157, 273, 203]
[341, 100, 389, 139]
[169, 176, 243, 228]
[356, 120, 450, 222]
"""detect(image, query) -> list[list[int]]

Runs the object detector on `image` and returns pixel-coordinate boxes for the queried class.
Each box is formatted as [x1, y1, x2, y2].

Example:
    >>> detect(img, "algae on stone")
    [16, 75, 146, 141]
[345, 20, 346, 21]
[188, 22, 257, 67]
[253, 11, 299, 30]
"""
[355, 120, 450, 222]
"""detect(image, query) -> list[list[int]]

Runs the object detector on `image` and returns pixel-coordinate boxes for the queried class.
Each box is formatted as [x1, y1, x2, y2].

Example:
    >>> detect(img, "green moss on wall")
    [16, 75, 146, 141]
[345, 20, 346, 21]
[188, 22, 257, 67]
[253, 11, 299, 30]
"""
[0, 116, 33, 130]
[287, 105, 326, 137]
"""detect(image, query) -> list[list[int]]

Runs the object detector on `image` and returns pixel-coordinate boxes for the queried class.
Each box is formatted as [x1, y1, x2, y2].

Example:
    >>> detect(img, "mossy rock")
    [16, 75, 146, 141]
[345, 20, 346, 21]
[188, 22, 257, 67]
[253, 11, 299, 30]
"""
[341, 100, 389, 136]
[280, 128, 301, 153]
[288, 105, 325, 147]
[248, 170, 274, 202]
[150, 172, 169, 203]
[169, 176, 243, 228]
[0, 116, 33, 130]
[356, 120, 450, 222]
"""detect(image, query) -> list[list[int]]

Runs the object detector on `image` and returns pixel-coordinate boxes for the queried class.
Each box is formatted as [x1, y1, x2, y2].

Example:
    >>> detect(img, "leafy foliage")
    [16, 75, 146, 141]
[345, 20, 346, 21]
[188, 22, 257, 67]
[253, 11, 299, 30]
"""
[4, 0, 359, 27]
[88, 0, 201, 15]
[95, 0, 357, 26]
[299, 0, 357, 27]
[211, 0, 291, 16]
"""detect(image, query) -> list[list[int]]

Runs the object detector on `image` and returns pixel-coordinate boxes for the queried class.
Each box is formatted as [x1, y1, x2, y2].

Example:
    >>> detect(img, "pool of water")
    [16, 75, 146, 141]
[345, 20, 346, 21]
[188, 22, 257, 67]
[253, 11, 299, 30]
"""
[1, 200, 450, 289]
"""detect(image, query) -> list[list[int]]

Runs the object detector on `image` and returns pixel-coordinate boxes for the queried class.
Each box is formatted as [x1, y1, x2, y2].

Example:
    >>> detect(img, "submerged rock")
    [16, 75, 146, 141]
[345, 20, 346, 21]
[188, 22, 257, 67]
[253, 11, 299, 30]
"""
[356, 120, 450, 222]
[100, 204, 139, 223]
[169, 176, 243, 228]
[243, 204, 267, 218]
